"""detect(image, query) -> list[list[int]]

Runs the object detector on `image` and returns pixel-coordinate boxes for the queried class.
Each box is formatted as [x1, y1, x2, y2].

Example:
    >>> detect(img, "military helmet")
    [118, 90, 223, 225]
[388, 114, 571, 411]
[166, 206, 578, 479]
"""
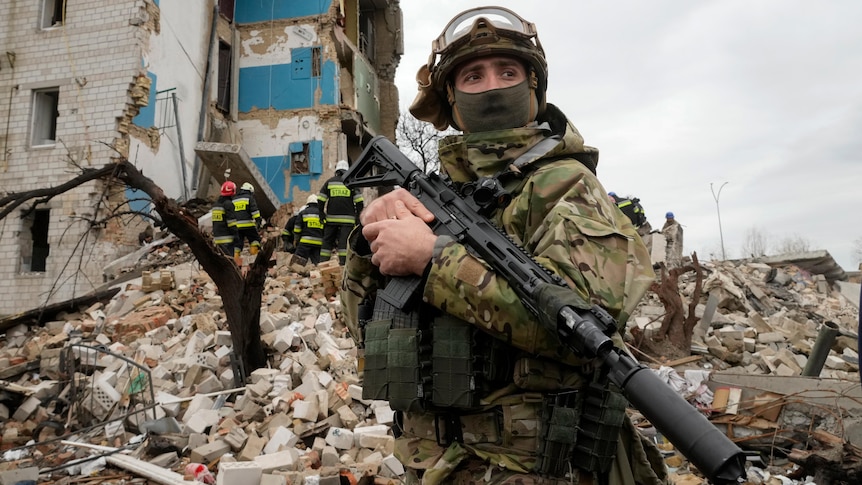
[409, 6, 548, 131]
[241, 182, 255, 192]
[220, 181, 236, 196]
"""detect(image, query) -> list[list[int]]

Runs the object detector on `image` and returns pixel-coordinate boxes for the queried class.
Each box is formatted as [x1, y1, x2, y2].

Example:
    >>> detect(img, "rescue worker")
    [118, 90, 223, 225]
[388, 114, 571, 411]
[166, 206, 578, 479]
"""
[341, 6, 666, 485]
[662, 211, 684, 268]
[211, 181, 238, 257]
[611, 193, 653, 245]
[232, 182, 262, 265]
[613, 195, 647, 229]
[293, 194, 324, 265]
[281, 210, 300, 253]
[318, 159, 364, 265]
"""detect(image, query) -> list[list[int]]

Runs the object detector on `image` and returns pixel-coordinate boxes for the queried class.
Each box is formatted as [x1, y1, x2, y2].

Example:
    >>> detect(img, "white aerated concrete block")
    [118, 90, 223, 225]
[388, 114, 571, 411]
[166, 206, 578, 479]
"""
[380, 454, 405, 477]
[263, 426, 299, 454]
[254, 449, 299, 472]
[324, 427, 354, 450]
[217, 461, 263, 485]
[353, 424, 389, 447]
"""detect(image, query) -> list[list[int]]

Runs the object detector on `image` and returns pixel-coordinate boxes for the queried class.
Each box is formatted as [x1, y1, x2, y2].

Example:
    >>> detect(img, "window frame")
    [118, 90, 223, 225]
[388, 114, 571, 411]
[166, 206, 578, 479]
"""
[30, 87, 60, 148]
[40, 0, 65, 30]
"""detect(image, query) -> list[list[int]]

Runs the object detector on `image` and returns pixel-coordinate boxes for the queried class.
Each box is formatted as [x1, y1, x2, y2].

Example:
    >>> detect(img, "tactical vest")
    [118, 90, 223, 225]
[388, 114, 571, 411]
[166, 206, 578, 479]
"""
[362, 296, 627, 477]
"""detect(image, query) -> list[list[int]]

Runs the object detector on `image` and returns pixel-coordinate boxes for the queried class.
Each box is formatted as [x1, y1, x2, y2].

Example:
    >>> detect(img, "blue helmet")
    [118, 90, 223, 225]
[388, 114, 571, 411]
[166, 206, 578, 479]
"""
[608, 192, 617, 197]
[666, 211, 674, 219]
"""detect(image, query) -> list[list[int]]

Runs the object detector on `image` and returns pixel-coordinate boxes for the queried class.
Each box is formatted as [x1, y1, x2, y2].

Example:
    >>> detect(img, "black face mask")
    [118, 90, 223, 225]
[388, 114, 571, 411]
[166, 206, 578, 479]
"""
[452, 80, 534, 133]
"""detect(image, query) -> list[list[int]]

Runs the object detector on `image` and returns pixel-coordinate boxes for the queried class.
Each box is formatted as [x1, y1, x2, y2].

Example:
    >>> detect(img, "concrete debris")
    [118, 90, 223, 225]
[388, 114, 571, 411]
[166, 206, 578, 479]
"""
[628, 258, 861, 484]
[0, 246, 859, 484]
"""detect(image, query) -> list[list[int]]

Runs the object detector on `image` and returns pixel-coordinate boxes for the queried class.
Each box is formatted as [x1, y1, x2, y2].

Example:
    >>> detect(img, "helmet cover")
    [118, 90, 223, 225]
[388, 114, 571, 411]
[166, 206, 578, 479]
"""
[409, 6, 548, 131]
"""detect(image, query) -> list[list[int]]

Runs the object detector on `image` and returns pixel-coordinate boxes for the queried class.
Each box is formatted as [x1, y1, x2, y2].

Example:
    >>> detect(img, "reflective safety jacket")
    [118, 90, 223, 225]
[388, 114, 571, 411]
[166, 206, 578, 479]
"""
[614, 196, 647, 228]
[210, 195, 236, 245]
[293, 203, 324, 246]
[231, 189, 261, 229]
[317, 172, 364, 225]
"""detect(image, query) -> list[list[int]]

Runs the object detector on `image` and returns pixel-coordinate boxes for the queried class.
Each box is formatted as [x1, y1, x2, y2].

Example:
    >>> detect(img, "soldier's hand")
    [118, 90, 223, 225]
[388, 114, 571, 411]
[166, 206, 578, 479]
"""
[363, 199, 436, 277]
[360, 188, 435, 226]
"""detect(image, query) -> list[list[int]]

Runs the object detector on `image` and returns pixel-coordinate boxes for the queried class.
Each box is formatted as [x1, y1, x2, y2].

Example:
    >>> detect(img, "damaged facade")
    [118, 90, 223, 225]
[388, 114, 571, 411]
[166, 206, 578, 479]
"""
[0, 0, 402, 315]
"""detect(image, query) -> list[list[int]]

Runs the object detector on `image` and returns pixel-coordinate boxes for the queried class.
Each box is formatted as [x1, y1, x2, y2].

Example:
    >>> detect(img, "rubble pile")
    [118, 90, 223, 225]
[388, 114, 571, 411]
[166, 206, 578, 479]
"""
[628, 259, 861, 484]
[631, 260, 859, 377]
[0, 257, 404, 485]
[0, 249, 858, 484]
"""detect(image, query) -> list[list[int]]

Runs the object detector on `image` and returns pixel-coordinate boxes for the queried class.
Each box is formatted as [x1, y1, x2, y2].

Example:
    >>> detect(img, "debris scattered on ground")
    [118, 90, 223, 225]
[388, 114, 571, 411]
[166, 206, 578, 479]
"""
[0, 247, 858, 484]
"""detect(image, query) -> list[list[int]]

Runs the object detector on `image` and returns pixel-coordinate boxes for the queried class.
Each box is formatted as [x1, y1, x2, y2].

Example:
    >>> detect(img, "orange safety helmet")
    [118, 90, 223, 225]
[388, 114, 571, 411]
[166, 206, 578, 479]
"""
[220, 181, 237, 196]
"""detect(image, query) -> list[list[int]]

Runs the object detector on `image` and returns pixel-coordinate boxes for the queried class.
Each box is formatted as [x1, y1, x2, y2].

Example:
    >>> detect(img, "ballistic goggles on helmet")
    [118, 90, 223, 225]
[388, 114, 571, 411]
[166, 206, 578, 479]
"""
[432, 7, 538, 57]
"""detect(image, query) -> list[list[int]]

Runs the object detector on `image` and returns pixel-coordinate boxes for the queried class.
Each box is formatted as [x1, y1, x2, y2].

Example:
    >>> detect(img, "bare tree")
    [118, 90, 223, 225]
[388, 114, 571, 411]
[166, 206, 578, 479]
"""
[773, 234, 812, 254]
[740, 226, 769, 259]
[396, 111, 458, 173]
[0, 160, 270, 377]
[633, 252, 704, 361]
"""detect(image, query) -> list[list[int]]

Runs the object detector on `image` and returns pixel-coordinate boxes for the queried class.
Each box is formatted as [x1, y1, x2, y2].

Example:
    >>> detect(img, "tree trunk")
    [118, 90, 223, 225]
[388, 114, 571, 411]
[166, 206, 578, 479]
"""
[112, 160, 270, 378]
[646, 252, 704, 359]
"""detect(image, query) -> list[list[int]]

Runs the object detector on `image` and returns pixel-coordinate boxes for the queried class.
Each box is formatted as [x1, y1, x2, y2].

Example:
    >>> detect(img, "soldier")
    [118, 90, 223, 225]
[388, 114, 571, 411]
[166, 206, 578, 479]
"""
[231, 181, 262, 265]
[211, 181, 238, 257]
[318, 159, 364, 265]
[292, 194, 324, 265]
[341, 6, 667, 485]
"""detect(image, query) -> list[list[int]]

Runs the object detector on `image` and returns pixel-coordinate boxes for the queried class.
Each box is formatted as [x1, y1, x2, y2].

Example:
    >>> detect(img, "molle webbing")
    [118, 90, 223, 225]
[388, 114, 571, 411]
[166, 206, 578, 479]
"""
[536, 382, 627, 476]
[361, 320, 390, 401]
[361, 297, 431, 412]
[431, 316, 477, 408]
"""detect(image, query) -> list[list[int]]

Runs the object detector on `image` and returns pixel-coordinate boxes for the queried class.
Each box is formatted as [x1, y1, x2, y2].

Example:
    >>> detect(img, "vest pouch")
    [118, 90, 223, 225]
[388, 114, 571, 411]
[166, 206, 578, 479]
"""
[431, 315, 480, 409]
[513, 357, 562, 391]
[388, 326, 430, 412]
[536, 383, 627, 477]
[361, 319, 390, 401]
[571, 381, 627, 474]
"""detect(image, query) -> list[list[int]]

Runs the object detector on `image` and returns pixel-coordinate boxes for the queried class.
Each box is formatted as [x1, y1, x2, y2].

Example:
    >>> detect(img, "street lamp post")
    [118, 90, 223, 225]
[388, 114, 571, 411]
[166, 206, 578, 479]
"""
[710, 182, 728, 260]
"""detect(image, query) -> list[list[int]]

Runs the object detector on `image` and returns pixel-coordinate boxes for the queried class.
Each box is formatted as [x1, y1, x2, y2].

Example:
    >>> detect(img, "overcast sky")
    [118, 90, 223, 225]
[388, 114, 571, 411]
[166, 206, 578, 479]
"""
[393, 1, 862, 272]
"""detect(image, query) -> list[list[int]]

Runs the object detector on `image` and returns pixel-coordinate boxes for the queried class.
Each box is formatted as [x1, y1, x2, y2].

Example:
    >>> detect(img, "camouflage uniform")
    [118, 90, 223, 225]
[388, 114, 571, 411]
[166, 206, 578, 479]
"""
[342, 105, 666, 485]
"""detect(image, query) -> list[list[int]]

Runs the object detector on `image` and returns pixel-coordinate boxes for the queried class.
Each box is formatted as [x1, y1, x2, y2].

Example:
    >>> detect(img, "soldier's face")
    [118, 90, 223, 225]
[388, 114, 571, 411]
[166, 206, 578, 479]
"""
[452, 55, 527, 94]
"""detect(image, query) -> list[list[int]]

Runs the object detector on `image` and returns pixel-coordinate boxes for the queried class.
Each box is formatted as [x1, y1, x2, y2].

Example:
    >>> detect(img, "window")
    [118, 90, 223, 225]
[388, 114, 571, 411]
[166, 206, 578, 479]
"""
[20, 208, 50, 273]
[41, 0, 65, 29]
[31, 87, 59, 147]
[311, 47, 322, 77]
[359, 10, 375, 62]
[290, 143, 310, 174]
[219, 0, 235, 22]
[217, 41, 232, 112]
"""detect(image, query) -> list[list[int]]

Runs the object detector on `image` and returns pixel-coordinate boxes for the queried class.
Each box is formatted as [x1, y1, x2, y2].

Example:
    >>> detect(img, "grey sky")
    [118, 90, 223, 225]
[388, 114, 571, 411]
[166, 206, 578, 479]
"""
[394, 1, 862, 271]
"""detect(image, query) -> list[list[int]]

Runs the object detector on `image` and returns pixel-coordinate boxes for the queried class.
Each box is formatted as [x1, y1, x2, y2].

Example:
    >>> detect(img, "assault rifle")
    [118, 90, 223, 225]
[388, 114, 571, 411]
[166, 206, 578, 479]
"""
[343, 136, 746, 484]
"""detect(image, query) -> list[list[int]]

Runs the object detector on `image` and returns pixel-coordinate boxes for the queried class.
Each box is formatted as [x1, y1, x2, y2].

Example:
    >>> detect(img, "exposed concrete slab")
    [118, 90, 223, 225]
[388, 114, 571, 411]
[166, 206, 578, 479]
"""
[836, 281, 861, 309]
[194, 141, 279, 218]
[758, 250, 847, 282]
[708, 371, 862, 412]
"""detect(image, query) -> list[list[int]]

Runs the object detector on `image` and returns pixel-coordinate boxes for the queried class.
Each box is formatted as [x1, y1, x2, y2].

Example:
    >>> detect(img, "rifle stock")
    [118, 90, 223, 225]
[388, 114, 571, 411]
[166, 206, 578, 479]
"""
[344, 136, 746, 484]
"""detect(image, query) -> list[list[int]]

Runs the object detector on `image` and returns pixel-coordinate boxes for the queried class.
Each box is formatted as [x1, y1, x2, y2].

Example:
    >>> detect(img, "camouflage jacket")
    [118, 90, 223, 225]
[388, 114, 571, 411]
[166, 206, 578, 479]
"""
[341, 104, 664, 485]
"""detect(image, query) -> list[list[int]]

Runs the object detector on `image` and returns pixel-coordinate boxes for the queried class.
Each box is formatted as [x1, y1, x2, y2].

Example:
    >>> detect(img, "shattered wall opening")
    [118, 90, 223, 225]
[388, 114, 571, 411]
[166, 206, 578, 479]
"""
[18, 207, 50, 273]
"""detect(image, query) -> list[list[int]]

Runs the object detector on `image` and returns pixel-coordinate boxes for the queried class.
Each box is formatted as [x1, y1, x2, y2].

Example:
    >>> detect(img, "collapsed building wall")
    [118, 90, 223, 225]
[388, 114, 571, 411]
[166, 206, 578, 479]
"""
[0, 0, 162, 315]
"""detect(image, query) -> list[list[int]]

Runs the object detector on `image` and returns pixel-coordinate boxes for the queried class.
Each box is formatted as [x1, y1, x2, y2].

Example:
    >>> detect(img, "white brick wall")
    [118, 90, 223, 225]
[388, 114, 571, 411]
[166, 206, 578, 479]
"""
[0, 0, 155, 315]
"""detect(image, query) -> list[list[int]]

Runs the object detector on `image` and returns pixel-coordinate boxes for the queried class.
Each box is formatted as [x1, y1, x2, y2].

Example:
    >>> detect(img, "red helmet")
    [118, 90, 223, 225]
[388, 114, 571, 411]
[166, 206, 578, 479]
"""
[220, 181, 236, 196]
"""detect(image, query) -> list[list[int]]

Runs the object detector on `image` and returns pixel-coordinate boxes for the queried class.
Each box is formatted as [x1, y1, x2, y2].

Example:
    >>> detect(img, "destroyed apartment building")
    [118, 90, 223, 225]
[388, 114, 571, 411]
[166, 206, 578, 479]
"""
[0, 237, 858, 484]
[0, 0, 403, 315]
